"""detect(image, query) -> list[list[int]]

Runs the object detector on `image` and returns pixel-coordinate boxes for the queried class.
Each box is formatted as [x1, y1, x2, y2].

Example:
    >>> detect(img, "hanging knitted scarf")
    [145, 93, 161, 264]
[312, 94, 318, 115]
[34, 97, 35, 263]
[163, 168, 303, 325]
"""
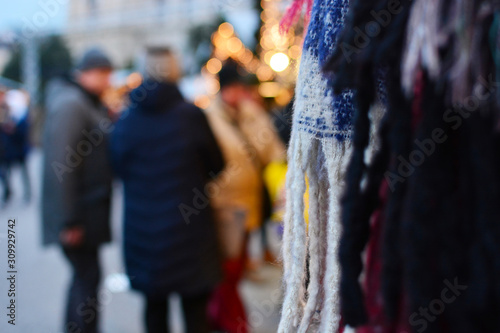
[402, 0, 500, 104]
[279, 0, 356, 332]
[326, 1, 500, 332]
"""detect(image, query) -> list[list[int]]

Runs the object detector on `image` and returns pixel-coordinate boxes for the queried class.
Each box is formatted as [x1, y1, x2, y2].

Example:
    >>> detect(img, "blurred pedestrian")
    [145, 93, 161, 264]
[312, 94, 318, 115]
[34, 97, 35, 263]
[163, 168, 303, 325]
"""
[42, 48, 114, 333]
[110, 47, 225, 333]
[0, 84, 10, 204]
[204, 60, 285, 333]
[2, 90, 31, 203]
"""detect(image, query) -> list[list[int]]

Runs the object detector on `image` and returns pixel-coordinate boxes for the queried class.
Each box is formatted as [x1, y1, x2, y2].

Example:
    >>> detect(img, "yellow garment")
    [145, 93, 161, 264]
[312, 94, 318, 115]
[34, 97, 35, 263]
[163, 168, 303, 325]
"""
[263, 161, 287, 223]
[263, 161, 309, 225]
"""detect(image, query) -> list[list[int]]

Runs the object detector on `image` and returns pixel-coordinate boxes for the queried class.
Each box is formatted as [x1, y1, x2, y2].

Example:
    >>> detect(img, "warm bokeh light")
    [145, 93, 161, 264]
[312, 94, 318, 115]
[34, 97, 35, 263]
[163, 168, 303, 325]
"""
[227, 37, 243, 53]
[260, 12, 268, 22]
[256, 65, 275, 81]
[240, 50, 254, 64]
[218, 22, 234, 38]
[258, 81, 281, 98]
[206, 78, 221, 95]
[194, 95, 212, 109]
[206, 58, 222, 74]
[212, 33, 224, 48]
[213, 48, 229, 61]
[260, 35, 274, 50]
[270, 53, 290, 72]
[288, 45, 302, 59]
[264, 50, 275, 65]
[275, 88, 293, 106]
[201, 0, 305, 103]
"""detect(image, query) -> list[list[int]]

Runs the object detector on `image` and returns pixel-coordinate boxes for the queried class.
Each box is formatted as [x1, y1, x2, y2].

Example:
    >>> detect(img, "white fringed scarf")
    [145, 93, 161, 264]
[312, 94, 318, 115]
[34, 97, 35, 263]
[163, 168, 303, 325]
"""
[278, 0, 355, 331]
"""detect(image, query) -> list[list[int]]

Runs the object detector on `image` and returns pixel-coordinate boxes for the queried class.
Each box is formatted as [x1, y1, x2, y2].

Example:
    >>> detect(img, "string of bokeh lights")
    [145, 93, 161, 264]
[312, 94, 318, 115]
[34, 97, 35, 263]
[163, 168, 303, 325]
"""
[194, 0, 304, 109]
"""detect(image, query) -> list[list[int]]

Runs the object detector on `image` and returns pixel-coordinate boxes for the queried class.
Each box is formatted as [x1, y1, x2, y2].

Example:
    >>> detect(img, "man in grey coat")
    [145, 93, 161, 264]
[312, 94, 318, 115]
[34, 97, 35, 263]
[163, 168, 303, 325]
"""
[42, 48, 114, 333]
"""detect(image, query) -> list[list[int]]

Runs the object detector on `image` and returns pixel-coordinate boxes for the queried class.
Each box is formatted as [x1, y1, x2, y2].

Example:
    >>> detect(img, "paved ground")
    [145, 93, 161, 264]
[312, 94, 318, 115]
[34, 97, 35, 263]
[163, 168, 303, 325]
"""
[0, 150, 282, 333]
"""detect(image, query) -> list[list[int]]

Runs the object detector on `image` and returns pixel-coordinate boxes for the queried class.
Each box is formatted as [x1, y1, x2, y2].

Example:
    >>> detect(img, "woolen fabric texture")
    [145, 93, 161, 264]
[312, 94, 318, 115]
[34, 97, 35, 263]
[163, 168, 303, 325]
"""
[328, 0, 500, 332]
[279, 0, 359, 331]
[279, 0, 388, 331]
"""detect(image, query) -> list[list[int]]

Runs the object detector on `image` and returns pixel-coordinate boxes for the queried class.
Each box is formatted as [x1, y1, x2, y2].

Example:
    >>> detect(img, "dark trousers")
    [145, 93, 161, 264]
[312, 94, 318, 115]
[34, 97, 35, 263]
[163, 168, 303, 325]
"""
[145, 293, 211, 333]
[62, 247, 101, 333]
[0, 161, 10, 202]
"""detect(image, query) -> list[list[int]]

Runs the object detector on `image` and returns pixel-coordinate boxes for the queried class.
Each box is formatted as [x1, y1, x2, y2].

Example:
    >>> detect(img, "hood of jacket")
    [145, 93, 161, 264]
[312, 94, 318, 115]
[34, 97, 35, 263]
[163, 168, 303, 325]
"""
[45, 75, 102, 111]
[128, 79, 184, 112]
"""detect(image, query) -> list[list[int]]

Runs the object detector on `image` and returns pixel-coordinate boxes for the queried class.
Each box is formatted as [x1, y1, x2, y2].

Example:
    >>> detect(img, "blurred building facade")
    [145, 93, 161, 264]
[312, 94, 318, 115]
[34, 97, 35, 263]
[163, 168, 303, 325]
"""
[65, 0, 248, 68]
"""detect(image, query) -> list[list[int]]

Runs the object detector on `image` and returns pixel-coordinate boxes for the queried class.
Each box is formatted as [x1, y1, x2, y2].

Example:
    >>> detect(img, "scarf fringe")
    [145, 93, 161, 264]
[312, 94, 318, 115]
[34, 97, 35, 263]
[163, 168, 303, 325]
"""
[318, 140, 351, 332]
[279, 125, 353, 332]
[298, 139, 328, 332]
[279, 103, 385, 332]
[279, 128, 310, 332]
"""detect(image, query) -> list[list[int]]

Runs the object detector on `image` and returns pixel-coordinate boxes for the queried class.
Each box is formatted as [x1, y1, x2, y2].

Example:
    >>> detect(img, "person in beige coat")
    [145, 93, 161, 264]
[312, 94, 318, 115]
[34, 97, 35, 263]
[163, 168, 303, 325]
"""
[205, 61, 285, 332]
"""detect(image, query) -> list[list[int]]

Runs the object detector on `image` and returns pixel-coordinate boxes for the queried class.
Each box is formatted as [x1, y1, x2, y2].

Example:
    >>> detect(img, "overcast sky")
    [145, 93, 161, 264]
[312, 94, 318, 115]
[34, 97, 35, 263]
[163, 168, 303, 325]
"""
[0, 0, 68, 32]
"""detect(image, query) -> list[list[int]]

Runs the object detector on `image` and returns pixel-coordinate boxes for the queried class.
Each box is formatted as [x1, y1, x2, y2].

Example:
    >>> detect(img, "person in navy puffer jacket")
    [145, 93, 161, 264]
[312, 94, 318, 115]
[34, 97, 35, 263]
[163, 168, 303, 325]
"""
[110, 47, 225, 333]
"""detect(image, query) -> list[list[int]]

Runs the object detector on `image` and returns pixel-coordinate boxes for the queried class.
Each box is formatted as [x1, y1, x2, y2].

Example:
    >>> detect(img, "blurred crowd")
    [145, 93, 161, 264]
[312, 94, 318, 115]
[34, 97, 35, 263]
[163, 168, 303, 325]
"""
[0, 85, 31, 207]
[0, 46, 293, 333]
